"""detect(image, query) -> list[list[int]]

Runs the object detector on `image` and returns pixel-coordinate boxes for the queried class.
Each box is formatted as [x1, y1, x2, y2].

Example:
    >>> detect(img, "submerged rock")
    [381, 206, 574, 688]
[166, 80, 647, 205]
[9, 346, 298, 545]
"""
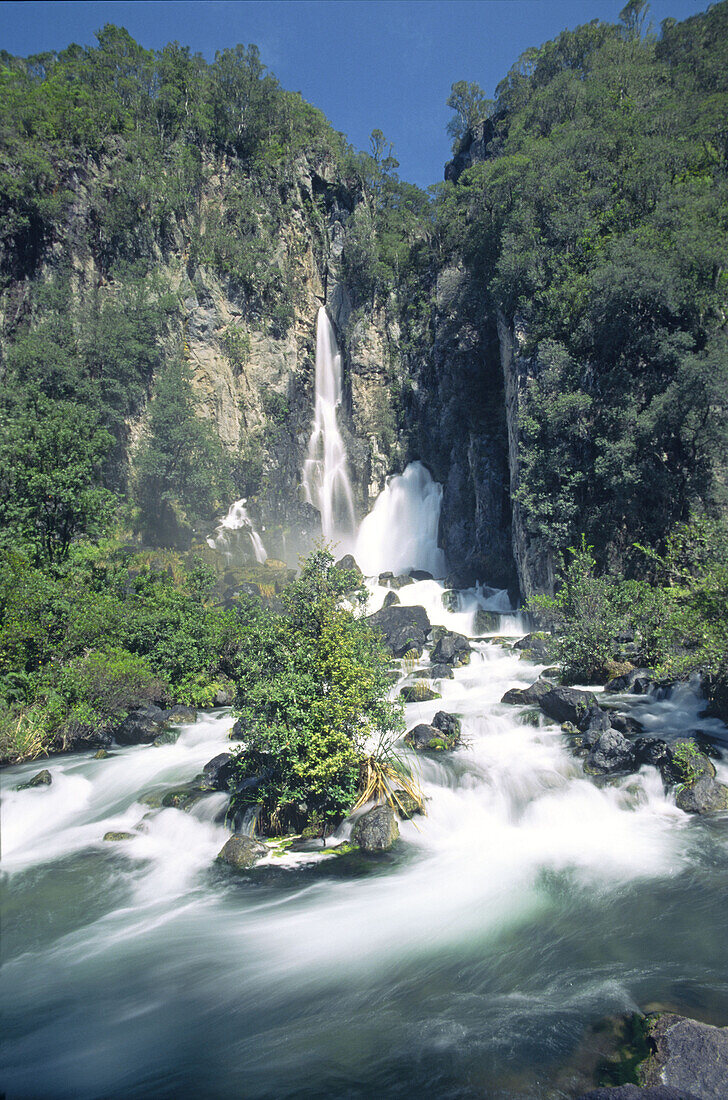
[579, 1085, 699, 1098]
[103, 831, 135, 842]
[164, 705, 197, 724]
[352, 805, 399, 851]
[16, 769, 52, 790]
[152, 730, 180, 747]
[93, 749, 110, 759]
[367, 604, 431, 658]
[216, 835, 267, 869]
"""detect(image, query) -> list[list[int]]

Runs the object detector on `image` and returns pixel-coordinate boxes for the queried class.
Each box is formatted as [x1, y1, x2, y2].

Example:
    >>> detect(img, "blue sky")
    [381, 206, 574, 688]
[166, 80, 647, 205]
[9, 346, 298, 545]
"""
[1, 0, 711, 188]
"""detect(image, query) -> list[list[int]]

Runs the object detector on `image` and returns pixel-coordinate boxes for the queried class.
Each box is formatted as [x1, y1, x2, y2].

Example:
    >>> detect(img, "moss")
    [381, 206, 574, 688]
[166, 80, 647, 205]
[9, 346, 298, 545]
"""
[594, 1013, 651, 1088]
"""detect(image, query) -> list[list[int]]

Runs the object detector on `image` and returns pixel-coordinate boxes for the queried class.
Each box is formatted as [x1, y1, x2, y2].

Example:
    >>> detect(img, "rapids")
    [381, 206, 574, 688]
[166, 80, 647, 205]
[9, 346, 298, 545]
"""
[3, 571, 728, 1098]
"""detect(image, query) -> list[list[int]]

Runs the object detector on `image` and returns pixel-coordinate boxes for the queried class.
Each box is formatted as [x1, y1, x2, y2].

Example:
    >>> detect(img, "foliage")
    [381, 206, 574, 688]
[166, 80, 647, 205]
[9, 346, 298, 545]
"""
[446, 80, 493, 150]
[229, 549, 405, 834]
[437, 2, 728, 568]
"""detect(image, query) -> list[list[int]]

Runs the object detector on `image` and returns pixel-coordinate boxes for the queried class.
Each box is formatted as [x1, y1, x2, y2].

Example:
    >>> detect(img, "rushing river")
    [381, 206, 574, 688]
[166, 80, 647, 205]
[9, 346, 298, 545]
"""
[3, 575, 728, 1099]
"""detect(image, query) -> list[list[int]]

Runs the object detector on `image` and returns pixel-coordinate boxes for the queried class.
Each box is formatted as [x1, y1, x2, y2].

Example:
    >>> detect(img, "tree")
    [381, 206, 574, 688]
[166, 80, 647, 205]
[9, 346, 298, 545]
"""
[446, 80, 493, 150]
[0, 395, 115, 564]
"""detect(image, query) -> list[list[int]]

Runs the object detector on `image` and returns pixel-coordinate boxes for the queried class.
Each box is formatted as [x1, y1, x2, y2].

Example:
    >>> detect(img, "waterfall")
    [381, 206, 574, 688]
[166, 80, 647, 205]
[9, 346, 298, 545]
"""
[302, 307, 356, 544]
[354, 461, 447, 577]
[207, 499, 267, 564]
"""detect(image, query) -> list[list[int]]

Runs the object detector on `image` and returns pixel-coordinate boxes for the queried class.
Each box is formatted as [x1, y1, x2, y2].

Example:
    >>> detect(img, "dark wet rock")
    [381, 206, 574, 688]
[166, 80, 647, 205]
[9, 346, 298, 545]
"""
[579, 706, 612, 734]
[399, 683, 441, 704]
[201, 753, 236, 791]
[392, 789, 423, 819]
[605, 668, 656, 695]
[389, 574, 415, 590]
[432, 710, 462, 741]
[335, 554, 364, 582]
[114, 706, 166, 746]
[216, 834, 267, 869]
[382, 590, 400, 608]
[152, 729, 180, 747]
[409, 569, 433, 581]
[579, 1086, 699, 1098]
[633, 738, 674, 775]
[539, 686, 599, 726]
[473, 609, 501, 634]
[430, 629, 471, 667]
[514, 632, 551, 661]
[404, 723, 452, 751]
[441, 589, 460, 613]
[16, 769, 52, 790]
[676, 775, 728, 815]
[584, 729, 637, 775]
[367, 604, 431, 658]
[611, 713, 646, 736]
[103, 831, 135, 842]
[639, 1012, 728, 1098]
[352, 805, 399, 851]
[93, 749, 110, 759]
[410, 662, 454, 680]
[378, 571, 394, 584]
[164, 705, 197, 724]
[501, 678, 553, 707]
[160, 782, 210, 811]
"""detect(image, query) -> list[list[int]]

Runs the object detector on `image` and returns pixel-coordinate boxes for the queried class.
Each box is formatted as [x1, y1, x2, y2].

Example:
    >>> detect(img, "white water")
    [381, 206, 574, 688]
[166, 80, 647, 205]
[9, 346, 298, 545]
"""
[302, 307, 356, 544]
[355, 461, 447, 577]
[207, 498, 267, 563]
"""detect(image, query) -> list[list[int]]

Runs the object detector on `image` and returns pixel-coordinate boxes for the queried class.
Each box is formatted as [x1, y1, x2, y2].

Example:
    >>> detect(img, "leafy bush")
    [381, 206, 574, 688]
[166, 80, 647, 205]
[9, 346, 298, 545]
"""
[229, 549, 405, 835]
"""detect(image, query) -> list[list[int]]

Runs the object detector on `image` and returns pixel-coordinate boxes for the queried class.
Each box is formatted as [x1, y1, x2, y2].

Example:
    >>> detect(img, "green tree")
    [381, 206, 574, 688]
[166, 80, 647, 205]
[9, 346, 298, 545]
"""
[446, 80, 493, 150]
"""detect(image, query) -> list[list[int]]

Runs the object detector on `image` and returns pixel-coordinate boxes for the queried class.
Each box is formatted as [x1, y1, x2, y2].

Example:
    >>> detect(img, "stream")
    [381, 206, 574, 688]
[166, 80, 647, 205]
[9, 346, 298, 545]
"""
[3, 575, 728, 1098]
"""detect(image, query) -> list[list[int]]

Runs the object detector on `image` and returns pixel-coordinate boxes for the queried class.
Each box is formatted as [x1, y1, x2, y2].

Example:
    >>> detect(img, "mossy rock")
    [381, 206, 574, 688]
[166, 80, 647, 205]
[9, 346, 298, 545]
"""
[16, 769, 52, 790]
[93, 749, 111, 759]
[392, 789, 424, 819]
[103, 831, 135, 842]
[153, 729, 180, 747]
[399, 683, 441, 703]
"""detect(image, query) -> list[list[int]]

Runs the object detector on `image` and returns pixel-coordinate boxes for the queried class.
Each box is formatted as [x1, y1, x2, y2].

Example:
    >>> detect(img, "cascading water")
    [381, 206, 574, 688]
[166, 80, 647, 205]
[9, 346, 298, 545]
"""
[4, 440, 728, 1097]
[207, 498, 267, 564]
[354, 460, 447, 577]
[302, 307, 356, 544]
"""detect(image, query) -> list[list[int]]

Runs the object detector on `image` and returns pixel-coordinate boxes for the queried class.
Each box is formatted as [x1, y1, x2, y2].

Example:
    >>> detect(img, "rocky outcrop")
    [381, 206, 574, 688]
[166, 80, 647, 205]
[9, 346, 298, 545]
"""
[639, 1013, 728, 1098]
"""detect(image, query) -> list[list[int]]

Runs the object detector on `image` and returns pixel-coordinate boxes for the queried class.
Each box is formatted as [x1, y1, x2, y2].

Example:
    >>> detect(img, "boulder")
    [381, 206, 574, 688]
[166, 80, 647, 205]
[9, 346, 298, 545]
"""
[404, 723, 452, 752]
[473, 609, 501, 634]
[501, 679, 553, 707]
[335, 554, 364, 582]
[378, 571, 394, 585]
[114, 706, 166, 746]
[639, 1012, 728, 1097]
[201, 752, 236, 791]
[389, 574, 415, 590]
[399, 683, 441, 704]
[633, 738, 674, 776]
[392, 789, 423, 819]
[584, 729, 637, 775]
[611, 713, 646, 735]
[383, 590, 400, 608]
[578, 1086, 699, 1099]
[430, 630, 471, 667]
[410, 663, 453, 680]
[539, 686, 598, 726]
[352, 805, 399, 851]
[93, 749, 110, 759]
[152, 730, 180, 747]
[409, 569, 433, 581]
[216, 834, 268, 869]
[160, 782, 210, 811]
[676, 775, 728, 815]
[367, 604, 431, 658]
[514, 632, 551, 661]
[432, 710, 462, 741]
[605, 668, 656, 694]
[579, 706, 612, 734]
[163, 705, 197, 724]
[16, 769, 52, 790]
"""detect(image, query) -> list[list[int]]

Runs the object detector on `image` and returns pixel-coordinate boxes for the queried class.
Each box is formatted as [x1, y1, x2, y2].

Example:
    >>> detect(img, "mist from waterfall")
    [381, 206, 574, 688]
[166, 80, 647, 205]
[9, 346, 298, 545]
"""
[354, 461, 447, 577]
[302, 307, 356, 544]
